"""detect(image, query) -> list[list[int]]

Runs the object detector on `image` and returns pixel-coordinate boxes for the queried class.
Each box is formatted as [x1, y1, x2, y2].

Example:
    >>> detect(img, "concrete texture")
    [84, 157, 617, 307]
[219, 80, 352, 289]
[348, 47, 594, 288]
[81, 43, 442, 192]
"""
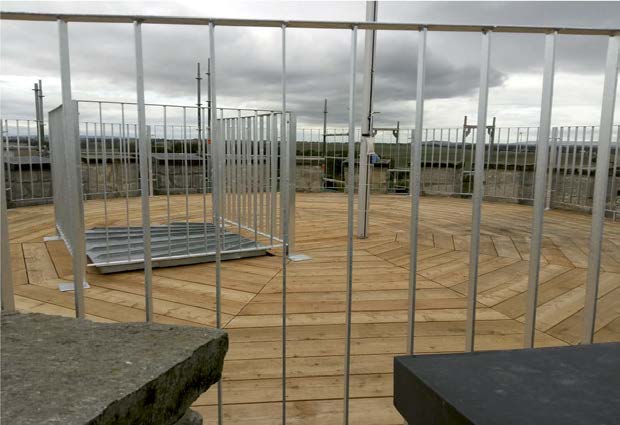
[394, 343, 620, 425]
[1, 312, 228, 425]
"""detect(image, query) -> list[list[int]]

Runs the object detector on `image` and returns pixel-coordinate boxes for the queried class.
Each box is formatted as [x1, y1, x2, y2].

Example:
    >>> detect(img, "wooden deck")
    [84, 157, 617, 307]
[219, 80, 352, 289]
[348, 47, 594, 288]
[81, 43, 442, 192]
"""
[7, 193, 620, 424]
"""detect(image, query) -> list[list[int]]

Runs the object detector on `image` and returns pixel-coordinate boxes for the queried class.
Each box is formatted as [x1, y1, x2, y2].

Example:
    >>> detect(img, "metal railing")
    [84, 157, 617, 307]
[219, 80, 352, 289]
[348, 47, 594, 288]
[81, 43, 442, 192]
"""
[5, 121, 619, 217]
[1, 10, 619, 425]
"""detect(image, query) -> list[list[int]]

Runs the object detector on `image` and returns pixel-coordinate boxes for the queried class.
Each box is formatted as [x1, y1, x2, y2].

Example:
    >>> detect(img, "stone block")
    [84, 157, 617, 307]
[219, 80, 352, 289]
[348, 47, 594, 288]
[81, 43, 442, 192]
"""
[1, 312, 227, 425]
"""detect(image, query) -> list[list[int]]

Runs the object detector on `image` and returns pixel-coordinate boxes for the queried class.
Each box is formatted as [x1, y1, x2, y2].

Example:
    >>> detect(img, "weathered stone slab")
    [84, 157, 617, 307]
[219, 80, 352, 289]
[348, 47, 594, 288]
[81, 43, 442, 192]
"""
[1, 312, 228, 425]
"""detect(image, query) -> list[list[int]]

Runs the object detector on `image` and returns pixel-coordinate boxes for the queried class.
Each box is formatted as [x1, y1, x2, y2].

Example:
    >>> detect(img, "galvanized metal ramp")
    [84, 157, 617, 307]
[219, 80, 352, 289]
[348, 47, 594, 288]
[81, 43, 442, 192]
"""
[86, 222, 269, 273]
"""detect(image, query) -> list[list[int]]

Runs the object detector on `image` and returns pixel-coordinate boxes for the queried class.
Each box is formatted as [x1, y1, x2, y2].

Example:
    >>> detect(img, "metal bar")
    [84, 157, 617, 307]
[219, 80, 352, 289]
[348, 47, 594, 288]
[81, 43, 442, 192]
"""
[280, 23, 289, 425]
[524, 31, 556, 348]
[84, 121, 91, 199]
[586, 126, 595, 208]
[583, 35, 619, 344]
[164, 107, 172, 256]
[0, 119, 15, 312]
[58, 19, 86, 318]
[133, 20, 153, 322]
[121, 106, 131, 262]
[576, 126, 587, 205]
[26, 121, 34, 199]
[288, 113, 296, 253]
[3, 12, 619, 35]
[569, 126, 578, 203]
[357, 1, 377, 239]
[208, 22, 224, 425]
[98, 104, 110, 259]
[546, 127, 558, 210]
[253, 111, 259, 245]
[183, 107, 190, 256]
[270, 113, 277, 244]
[465, 30, 491, 352]
[342, 25, 358, 425]
[15, 121, 22, 200]
[407, 27, 427, 355]
[609, 127, 620, 218]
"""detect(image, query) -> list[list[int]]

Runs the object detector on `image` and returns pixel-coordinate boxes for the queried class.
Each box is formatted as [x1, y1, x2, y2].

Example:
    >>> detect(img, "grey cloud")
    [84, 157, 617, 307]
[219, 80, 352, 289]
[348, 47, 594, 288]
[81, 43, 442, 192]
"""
[0, 1, 618, 128]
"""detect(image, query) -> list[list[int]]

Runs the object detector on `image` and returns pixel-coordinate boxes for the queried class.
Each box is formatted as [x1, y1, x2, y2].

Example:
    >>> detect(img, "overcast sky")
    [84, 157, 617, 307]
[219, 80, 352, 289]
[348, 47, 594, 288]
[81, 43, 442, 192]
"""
[1, 1, 619, 130]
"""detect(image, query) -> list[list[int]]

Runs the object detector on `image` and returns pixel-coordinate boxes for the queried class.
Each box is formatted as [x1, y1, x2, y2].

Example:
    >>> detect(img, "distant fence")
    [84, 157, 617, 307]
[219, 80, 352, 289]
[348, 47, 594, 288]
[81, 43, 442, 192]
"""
[2, 118, 619, 217]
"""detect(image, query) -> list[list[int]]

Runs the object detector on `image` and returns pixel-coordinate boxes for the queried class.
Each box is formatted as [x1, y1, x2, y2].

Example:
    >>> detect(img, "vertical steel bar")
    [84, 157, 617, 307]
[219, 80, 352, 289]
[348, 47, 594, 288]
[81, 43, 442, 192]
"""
[84, 121, 91, 199]
[208, 22, 224, 425]
[26, 121, 34, 199]
[270, 113, 277, 244]
[342, 27, 358, 425]
[58, 19, 85, 318]
[15, 121, 22, 200]
[164, 107, 172, 256]
[183, 107, 190, 255]
[280, 24, 289, 425]
[4, 121, 12, 203]
[1, 118, 15, 312]
[253, 111, 259, 244]
[576, 126, 587, 205]
[546, 127, 558, 210]
[609, 128, 620, 218]
[288, 113, 296, 253]
[133, 20, 153, 322]
[407, 27, 427, 355]
[121, 105, 131, 261]
[465, 30, 491, 352]
[583, 35, 619, 344]
[98, 104, 110, 260]
[524, 31, 556, 348]
[586, 126, 595, 208]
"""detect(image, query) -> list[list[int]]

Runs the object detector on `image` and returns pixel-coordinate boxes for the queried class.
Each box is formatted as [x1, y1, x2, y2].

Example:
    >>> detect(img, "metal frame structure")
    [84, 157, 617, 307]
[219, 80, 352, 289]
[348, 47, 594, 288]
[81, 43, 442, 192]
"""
[1, 9, 619, 425]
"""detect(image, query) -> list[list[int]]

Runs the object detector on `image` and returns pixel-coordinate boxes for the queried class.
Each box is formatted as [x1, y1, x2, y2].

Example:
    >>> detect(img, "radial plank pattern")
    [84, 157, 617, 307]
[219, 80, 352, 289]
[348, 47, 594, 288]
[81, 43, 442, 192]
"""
[7, 193, 620, 424]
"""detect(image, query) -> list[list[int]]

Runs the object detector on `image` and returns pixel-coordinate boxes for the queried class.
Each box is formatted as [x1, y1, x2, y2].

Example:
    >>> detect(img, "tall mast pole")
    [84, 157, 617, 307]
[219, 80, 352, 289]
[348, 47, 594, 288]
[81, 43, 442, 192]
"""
[197, 62, 202, 145]
[357, 0, 377, 238]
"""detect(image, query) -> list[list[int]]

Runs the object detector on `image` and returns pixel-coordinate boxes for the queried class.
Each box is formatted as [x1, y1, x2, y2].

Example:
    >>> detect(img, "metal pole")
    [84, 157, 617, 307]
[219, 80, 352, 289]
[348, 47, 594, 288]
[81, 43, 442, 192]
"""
[38, 80, 45, 143]
[322, 98, 327, 190]
[58, 19, 86, 318]
[407, 26, 427, 355]
[280, 23, 289, 425]
[546, 127, 558, 210]
[1, 119, 15, 312]
[208, 22, 224, 425]
[197, 62, 202, 144]
[33, 83, 41, 140]
[343, 25, 358, 425]
[465, 30, 491, 352]
[524, 31, 557, 348]
[583, 35, 619, 344]
[133, 20, 153, 322]
[357, 0, 377, 239]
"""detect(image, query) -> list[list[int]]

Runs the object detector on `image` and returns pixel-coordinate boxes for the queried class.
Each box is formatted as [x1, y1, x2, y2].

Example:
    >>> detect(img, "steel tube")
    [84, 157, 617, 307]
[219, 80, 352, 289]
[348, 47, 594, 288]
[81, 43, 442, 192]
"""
[208, 22, 224, 425]
[407, 27, 427, 355]
[465, 30, 491, 352]
[3, 12, 618, 36]
[0, 119, 15, 312]
[546, 127, 559, 210]
[583, 35, 619, 344]
[524, 31, 557, 348]
[342, 26, 358, 425]
[280, 23, 289, 425]
[133, 21, 153, 322]
[58, 19, 86, 318]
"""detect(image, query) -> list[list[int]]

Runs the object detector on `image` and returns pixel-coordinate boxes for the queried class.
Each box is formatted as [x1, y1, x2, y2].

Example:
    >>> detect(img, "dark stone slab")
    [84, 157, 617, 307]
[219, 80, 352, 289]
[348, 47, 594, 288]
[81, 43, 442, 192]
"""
[394, 343, 620, 425]
[1, 312, 228, 425]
